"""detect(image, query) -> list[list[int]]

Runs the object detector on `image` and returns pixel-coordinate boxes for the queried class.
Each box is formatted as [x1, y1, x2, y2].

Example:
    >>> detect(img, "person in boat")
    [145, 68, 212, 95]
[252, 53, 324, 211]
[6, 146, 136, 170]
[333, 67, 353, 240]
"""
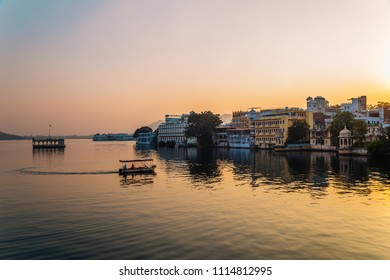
[123, 164, 127, 171]
[131, 163, 135, 169]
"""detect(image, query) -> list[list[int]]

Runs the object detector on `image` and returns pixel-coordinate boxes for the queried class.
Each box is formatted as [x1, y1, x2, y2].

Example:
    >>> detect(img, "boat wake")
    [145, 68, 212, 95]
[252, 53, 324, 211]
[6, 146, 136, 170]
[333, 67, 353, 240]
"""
[17, 167, 117, 175]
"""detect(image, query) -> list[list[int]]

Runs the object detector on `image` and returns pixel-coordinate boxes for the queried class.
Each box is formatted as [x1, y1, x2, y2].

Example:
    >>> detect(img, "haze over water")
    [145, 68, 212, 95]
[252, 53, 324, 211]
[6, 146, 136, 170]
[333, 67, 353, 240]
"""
[0, 140, 389, 259]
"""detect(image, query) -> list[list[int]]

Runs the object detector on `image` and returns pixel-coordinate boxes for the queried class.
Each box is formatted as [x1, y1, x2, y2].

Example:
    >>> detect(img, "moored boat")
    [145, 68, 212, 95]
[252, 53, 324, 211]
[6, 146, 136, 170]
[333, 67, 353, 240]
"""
[118, 159, 156, 175]
[93, 133, 133, 141]
[32, 137, 66, 149]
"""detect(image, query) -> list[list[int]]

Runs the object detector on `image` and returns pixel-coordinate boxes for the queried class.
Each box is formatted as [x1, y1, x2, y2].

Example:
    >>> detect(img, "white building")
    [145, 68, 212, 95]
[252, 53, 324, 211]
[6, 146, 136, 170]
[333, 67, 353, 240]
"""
[340, 96, 367, 113]
[307, 96, 329, 114]
[157, 114, 190, 145]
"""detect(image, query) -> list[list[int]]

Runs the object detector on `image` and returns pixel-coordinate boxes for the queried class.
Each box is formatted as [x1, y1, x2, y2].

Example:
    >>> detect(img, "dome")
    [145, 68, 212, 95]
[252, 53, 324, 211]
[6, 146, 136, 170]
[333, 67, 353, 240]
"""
[339, 126, 352, 138]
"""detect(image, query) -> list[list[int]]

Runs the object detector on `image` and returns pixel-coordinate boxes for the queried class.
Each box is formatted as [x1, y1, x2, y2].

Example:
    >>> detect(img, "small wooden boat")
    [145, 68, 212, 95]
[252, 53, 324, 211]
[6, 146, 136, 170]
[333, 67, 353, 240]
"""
[118, 159, 156, 175]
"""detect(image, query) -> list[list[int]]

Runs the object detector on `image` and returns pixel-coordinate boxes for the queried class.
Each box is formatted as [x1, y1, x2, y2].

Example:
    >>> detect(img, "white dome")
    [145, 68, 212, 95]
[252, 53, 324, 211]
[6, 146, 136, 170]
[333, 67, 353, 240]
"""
[339, 126, 352, 138]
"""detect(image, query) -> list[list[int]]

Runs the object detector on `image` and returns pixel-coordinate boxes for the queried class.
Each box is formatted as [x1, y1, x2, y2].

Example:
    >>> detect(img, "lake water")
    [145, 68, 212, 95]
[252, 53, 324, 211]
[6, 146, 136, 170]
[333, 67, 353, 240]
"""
[0, 140, 389, 259]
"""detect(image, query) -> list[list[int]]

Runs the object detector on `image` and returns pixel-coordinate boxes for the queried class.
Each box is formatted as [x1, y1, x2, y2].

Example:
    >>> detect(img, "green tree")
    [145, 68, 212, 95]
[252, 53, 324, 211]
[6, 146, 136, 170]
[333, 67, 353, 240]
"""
[351, 120, 367, 147]
[330, 112, 368, 147]
[185, 111, 222, 146]
[329, 112, 355, 146]
[133, 126, 152, 138]
[286, 120, 310, 144]
[367, 140, 390, 156]
[367, 101, 390, 110]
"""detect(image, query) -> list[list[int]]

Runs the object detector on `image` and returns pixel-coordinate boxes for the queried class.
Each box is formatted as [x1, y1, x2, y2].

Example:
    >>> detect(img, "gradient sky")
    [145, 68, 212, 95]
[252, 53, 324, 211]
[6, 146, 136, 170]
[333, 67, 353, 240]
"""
[1, 0, 390, 135]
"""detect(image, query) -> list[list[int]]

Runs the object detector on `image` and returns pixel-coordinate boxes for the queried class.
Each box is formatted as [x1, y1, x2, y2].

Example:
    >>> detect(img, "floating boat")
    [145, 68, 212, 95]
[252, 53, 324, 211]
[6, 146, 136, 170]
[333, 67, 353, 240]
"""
[93, 133, 133, 141]
[32, 137, 65, 149]
[118, 159, 156, 175]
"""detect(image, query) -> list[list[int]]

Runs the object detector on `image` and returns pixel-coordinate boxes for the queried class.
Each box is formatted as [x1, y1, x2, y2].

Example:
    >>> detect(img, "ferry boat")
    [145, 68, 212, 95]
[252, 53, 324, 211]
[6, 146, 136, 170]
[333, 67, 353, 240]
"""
[93, 133, 133, 141]
[32, 137, 65, 149]
[118, 159, 156, 175]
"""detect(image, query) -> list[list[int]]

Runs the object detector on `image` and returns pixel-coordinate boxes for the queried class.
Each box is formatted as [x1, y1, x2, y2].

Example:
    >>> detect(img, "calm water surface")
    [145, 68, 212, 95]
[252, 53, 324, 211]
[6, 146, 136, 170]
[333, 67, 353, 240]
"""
[1, 140, 389, 259]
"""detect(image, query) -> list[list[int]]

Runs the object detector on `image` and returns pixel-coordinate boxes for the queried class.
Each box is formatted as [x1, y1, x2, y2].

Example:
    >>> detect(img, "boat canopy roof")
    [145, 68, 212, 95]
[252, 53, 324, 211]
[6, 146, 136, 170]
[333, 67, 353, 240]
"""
[119, 159, 153, 163]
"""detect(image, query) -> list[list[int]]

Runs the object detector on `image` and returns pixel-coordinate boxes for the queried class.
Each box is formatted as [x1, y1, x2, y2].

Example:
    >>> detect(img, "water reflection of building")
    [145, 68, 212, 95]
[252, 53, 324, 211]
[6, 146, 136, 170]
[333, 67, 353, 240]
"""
[338, 156, 369, 182]
[156, 147, 222, 188]
[155, 146, 188, 162]
[308, 152, 333, 187]
[228, 150, 334, 196]
[32, 148, 65, 162]
[154, 144, 386, 196]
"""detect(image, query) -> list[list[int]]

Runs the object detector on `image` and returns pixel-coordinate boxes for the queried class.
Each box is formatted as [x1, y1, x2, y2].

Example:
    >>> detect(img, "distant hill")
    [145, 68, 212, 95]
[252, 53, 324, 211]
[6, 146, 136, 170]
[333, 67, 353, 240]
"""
[0, 132, 92, 140]
[148, 120, 164, 131]
[0, 131, 28, 140]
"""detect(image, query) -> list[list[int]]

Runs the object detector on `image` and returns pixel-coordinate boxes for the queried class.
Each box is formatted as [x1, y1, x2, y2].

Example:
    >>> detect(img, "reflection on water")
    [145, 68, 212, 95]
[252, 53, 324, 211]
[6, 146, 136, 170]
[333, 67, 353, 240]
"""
[153, 146, 390, 197]
[32, 148, 65, 163]
[120, 174, 155, 188]
[1, 140, 390, 260]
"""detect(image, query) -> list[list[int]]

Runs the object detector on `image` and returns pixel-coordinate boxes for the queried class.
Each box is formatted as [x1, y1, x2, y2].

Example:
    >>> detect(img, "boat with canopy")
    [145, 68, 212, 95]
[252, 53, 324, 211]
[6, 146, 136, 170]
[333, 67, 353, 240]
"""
[118, 159, 156, 175]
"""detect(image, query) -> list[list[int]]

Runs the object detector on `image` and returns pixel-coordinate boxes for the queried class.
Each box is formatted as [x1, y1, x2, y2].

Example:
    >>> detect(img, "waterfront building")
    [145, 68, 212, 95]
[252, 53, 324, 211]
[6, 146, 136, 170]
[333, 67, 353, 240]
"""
[309, 123, 333, 148]
[136, 132, 155, 146]
[213, 125, 231, 147]
[339, 126, 353, 149]
[253, 108, 313, 148]
[92, 133, 133, 141]
[226, 128, 253, 148]
[157, 114, 190, 146]
[231, 111, 251, 129]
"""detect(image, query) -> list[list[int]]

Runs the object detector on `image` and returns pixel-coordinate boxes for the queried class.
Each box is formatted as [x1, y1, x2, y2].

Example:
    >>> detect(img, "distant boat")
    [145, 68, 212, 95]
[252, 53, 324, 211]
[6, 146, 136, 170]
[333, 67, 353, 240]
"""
[93, 133, 133, 141]
[32, 137, 65, 149]
[118, 159, 156, 175]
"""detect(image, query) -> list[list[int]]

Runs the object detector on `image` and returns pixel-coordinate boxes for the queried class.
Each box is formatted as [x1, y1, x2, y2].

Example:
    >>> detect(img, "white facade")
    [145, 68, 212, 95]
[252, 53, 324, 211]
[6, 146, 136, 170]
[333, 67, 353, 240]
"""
[157, 114, 189, 145]
[361, 116, 380, 126]
[136, 132, 155, 145]
[307, 96, 328, 114]
[340, 96, 367, 113]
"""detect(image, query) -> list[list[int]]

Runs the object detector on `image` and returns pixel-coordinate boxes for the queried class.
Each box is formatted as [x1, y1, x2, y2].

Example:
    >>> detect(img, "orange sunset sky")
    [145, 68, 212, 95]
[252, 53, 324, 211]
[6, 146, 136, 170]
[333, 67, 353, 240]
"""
[1, 0, 390, 136]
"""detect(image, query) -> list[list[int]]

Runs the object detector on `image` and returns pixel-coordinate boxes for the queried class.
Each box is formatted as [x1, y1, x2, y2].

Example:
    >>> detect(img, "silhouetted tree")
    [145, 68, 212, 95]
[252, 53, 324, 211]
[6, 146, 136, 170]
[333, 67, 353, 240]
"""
[286, 120, 310, 144]
[352, 120, 367, 147]
[330, 112, 355, 146]
[367, 101, 390, 110]
[185, 111, 222, 146]
[133, 126, 152, 138]
[329, 112, 367, 147]
[367, 140, 390, 156]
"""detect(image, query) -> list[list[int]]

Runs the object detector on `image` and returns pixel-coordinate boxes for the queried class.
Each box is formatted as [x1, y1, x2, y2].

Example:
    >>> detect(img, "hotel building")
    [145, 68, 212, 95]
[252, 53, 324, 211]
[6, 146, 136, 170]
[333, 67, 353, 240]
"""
[157, 114, 190, 145]
[253, 108, 313, 148]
